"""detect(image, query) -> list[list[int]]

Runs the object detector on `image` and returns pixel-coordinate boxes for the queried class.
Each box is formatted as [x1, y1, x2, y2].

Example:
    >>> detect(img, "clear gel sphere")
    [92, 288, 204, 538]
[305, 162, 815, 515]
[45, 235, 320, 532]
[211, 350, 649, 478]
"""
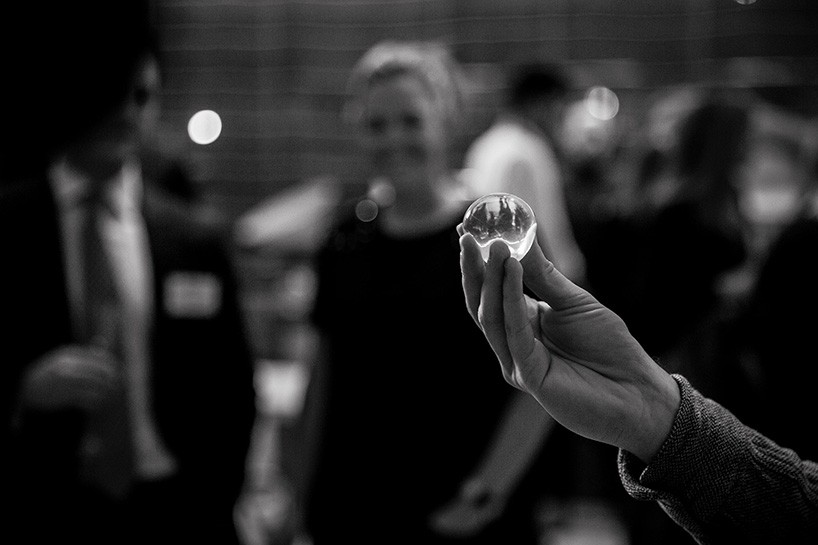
[463, 193, 537, 261]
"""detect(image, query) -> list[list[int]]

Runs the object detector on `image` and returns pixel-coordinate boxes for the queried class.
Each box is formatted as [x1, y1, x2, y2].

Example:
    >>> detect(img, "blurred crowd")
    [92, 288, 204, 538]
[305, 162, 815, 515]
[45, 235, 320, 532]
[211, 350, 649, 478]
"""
[238, 41, 818, 545]
[3, 1, 818, 545]
[240, 46, 818, 544]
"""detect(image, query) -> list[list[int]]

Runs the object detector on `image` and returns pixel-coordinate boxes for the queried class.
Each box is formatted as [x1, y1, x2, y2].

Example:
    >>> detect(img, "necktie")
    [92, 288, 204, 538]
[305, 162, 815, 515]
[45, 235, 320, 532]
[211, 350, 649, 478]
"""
[76, 196, 135, 499]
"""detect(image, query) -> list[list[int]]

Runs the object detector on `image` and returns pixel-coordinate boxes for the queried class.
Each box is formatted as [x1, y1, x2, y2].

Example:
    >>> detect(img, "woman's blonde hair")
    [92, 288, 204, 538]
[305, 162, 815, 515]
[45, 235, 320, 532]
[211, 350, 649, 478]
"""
[342, 40, 465, 135]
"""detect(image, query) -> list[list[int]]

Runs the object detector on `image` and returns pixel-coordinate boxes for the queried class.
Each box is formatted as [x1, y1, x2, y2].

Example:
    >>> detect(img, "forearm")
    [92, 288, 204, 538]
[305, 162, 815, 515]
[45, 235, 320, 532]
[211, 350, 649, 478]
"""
[462, 391, 555, 500]
[619, 375, 818, 544]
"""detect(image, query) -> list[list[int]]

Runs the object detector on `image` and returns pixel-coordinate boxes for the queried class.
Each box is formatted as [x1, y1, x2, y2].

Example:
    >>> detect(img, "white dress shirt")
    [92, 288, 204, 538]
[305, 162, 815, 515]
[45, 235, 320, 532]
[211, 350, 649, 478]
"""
[50, 159, 177, 481]
[464, 114, 587, 283]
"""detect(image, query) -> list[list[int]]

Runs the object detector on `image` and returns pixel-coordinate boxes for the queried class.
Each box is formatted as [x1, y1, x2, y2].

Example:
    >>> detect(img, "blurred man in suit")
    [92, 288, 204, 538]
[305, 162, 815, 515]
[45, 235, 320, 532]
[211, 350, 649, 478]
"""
[1, 3, 257, 544]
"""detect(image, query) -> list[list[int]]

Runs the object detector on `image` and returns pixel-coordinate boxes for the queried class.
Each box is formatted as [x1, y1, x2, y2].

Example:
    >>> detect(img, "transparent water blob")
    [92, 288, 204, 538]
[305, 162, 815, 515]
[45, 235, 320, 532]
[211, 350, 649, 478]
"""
[463, 192, 537, 261]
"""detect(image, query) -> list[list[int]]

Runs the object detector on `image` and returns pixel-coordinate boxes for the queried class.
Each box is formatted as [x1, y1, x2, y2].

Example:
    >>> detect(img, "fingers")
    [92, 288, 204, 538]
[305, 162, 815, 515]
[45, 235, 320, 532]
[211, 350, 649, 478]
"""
[67, 349, 120, 383]
[459, 231, 484, 328]
[478, 241, 513, 368]
[48, 347, 121, 398]
[520, 239, 594, 312]
[502, 256, 536, 363]
[23, 349, 121, 411]
[459, 229, 530, 378]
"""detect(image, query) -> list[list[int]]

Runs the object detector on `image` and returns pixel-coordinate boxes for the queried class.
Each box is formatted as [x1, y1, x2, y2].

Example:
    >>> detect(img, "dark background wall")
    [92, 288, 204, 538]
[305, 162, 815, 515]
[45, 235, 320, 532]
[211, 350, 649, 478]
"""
[152, 0, 818, 219]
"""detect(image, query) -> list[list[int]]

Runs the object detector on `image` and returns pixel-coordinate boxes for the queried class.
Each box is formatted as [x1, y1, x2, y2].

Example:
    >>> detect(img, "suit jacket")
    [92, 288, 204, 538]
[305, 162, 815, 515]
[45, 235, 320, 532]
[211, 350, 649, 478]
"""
[1, 173, 256, 542]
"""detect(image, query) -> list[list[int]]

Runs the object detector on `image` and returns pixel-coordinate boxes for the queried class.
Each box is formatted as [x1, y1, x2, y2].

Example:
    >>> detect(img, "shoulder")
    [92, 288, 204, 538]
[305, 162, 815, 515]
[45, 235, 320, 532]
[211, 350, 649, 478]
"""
[469, 120, 526, 151]
[0, 174, 52, 209]
[0, 176, 58, 246]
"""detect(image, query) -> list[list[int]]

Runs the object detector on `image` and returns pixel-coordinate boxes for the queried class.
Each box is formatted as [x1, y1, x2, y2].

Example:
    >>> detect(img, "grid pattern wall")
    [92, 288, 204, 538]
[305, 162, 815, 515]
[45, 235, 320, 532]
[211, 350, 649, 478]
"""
[152, 0, 818, 219]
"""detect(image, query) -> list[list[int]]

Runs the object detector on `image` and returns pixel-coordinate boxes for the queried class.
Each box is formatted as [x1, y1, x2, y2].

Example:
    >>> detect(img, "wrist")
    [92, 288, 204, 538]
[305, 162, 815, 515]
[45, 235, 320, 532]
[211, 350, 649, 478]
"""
[630, 369, 681, 463]
[460, 478, 491, 506]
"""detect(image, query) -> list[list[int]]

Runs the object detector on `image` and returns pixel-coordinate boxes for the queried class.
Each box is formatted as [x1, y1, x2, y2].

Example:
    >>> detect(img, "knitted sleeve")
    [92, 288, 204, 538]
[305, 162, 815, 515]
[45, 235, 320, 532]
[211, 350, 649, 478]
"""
[618, 374, 818, 544]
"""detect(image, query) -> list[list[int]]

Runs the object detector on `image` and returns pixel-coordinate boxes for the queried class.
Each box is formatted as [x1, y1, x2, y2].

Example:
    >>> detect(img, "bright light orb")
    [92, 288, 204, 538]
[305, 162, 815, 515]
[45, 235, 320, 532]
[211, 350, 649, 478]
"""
[187, 109, 222, 145]
[463, 193, 537, 262]
[585, 86, 619, 121]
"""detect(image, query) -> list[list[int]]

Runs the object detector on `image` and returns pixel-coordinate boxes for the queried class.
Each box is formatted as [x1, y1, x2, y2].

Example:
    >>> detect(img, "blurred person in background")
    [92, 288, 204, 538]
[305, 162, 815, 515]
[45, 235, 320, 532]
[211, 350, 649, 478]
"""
[465, 62, 642, 544]
[592, 94, 752, 386]
[544, 91, 757, 545]
[1, 3, 257, 544]
[575, 85, 707, 314]
[740, 123, 818, 463]
[279, 40, 556, 545]
[134, 46, 204, 206]
[464, 61, 587, 286]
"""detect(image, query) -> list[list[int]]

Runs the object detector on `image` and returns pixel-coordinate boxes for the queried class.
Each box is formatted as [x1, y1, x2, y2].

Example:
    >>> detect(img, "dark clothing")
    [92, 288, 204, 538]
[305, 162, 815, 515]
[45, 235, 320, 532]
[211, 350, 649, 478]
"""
[1, 177, 256, 545]
[304, 202, 528, 544]
[141, 143, 202, 204]
[586, 200, 746, 360]
[620, 375, 818, 545]
[744, 215, 818, 461]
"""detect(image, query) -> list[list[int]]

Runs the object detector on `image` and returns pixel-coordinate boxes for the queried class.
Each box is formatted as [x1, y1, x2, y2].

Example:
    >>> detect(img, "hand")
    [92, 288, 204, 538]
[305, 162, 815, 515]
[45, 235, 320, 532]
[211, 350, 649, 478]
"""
[458, 227, 680, 463]
[234, 479, 297, 545]
[20, 345, 122, 413]
[429, 479, 505, 538]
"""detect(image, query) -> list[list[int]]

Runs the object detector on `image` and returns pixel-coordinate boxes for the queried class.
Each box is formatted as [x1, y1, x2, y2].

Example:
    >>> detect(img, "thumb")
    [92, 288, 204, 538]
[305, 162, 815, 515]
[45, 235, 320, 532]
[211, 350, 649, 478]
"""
[520, 239, 596, 311]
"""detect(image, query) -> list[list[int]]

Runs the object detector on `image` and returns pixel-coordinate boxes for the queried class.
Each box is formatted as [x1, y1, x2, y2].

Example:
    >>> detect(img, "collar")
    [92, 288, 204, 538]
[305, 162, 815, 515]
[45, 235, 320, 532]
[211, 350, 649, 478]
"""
[49, 158, 143, 217]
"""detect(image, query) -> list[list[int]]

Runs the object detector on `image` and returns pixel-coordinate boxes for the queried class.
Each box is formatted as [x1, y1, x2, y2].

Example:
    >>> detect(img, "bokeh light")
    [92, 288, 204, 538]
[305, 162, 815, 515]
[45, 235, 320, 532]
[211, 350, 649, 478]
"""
[355, 199, 379, 222]
[561, 99, 619, 160]
[585, 86, 620, 121]
[187, 109, 222, 145]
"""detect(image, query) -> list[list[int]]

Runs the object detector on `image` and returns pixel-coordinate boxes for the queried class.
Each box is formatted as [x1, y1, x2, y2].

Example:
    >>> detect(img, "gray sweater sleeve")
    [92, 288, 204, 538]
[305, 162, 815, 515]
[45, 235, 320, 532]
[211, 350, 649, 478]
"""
[617, 374, 818, 544]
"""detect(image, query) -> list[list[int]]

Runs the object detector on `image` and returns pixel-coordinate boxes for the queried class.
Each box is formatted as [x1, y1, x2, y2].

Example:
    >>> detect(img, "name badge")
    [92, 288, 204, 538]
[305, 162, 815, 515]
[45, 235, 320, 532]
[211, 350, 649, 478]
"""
[163, 271, 222, 318]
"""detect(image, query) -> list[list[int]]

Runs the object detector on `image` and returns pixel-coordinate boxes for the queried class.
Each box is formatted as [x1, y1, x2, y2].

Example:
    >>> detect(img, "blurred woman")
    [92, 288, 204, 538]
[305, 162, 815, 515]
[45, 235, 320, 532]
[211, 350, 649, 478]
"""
[295, 40, 554, 545]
